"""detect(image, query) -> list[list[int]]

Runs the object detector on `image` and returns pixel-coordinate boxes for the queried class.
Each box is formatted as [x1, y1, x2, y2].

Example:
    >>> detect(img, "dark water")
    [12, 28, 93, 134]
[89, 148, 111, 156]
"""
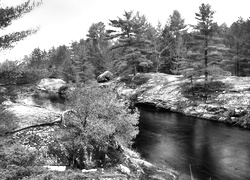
[134, 108, 250, 180]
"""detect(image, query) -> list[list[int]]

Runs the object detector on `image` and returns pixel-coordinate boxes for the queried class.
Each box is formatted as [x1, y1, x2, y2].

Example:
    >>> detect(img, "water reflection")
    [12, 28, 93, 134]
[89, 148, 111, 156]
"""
[134, 108, 250, 180]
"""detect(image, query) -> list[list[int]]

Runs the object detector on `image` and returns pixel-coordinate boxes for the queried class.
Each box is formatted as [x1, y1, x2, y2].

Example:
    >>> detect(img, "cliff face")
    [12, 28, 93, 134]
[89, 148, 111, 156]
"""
[117, 73, 250, 128]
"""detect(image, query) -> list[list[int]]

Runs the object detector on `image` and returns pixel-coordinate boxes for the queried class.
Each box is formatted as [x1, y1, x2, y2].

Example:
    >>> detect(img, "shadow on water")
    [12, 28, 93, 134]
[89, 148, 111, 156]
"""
[134, 107, 250, 180]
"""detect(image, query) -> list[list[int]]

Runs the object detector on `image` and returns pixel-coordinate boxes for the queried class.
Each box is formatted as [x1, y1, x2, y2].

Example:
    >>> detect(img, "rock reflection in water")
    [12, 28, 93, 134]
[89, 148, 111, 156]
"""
[134, 108, 250, 180]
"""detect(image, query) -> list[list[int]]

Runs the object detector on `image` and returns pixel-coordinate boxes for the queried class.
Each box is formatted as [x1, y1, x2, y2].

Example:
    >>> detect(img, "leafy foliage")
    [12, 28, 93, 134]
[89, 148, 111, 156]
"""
[182, 80, 231, 100]
[119, 73, 151, 88]
[47, 83, 139, 169]
[0, 60, 22, 84]
[0, 59, 53, 85]
[0, 142, 46, 180]
[0, 105, 18, 135]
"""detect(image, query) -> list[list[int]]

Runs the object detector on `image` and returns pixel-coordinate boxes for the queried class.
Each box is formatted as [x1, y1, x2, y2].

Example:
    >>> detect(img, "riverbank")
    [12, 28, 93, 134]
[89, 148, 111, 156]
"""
[116, 73, 250, 129]
[135, 107, 250, 180]
[0, 80, 178, 180]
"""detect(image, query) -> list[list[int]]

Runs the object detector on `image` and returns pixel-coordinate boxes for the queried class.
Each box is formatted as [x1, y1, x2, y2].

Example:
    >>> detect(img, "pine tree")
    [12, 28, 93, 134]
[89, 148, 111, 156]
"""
[225, 18, 250, 76]
[86, 22, 111, 76]
[106, 11, 152, 75]
[188, 3, 230, 83]
[144, 22, 174, 73]
[29, 47, 47, 68]
[70, 40, 95, 83]
[159, 10, 187, 74]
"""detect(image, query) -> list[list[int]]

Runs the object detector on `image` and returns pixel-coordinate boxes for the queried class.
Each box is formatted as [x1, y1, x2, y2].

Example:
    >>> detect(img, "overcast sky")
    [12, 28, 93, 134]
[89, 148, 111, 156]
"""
[0, 0, 249, 62]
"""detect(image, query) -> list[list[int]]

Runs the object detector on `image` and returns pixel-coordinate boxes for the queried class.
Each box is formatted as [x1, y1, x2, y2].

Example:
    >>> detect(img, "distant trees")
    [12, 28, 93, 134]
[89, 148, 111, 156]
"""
[6, 4, 249, 84]
[225, 18, 250, 76]
[28, 47, 47, 68]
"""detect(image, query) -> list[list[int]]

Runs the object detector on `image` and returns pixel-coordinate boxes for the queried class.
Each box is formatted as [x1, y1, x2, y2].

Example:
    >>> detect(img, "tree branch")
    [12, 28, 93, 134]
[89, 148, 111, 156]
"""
[1, 109, 81, 137]
[3, 118, 61, 136]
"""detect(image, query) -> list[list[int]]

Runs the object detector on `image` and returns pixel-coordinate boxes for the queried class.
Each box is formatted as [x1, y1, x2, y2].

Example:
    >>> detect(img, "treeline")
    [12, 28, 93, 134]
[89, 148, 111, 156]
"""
[1, 3, 250, 85]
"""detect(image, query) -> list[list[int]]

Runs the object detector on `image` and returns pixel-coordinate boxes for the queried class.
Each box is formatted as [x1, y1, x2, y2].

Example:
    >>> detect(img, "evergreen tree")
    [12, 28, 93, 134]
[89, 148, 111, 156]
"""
[70, 40, 95, 83]
[168, 10, 187, 74]
[106, 11, 152, 75]
[145, 22, 173, 73]
[159, 10, 187, 74]
[86, 22, 111, 76]
[187, 3, 229, 83]
[226, 18, 250, 76]
[29, 47, 47, 68]
[194, 3, 214, 82]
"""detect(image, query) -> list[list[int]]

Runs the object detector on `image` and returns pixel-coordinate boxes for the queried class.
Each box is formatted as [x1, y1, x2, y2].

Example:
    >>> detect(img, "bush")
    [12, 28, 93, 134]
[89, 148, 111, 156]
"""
[0, 60, 21, 85]
[119, 73, 151, 88]
[132, 73, 151, 86]
[47, 83, 139, 169]
[0, 105, 18, 135]
[0, 143, 37, 168]
[0, 142, 46, 180]
[0, 165, 47, 180]
[182, 80, 231, 100]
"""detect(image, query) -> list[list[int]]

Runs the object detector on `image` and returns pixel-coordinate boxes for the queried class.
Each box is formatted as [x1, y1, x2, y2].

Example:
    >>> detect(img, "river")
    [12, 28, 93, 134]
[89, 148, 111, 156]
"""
[134, 107, 250, 180]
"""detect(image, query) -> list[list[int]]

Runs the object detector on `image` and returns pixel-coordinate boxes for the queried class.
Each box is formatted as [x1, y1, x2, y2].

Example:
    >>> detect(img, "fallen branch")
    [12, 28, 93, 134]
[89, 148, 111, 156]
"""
[3, 118, 62, 136]
[84, 174, 127, 178]
[1, 109, 79, 137]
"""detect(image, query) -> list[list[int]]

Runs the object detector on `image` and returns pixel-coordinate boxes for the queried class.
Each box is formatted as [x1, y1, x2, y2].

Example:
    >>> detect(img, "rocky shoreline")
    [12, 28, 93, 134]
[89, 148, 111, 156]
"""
[1, 78, 178, 180]
[117, 73, 250, 129]
[3, 75, 250, 179]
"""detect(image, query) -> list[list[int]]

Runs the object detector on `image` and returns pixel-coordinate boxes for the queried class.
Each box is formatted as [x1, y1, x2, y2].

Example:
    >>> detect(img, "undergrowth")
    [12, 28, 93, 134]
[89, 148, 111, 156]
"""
[119, 73, 151, 88]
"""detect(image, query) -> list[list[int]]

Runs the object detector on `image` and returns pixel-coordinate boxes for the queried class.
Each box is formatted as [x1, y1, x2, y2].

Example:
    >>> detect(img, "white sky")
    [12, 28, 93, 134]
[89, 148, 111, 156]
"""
[0, 0, 249, 62]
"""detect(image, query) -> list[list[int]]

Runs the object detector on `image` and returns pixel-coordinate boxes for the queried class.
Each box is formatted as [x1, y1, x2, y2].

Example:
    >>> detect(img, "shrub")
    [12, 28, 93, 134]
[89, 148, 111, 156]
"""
[0, 105, 18, 135]
[119, 73, 151, 88]
[0, 143, 37, 168]
[132, 73, 151, 86]
[182, 80, 231, 100]
[47, 83, 139, 169]
[0, 142, 46, 180]
[0, 60, 53, 85]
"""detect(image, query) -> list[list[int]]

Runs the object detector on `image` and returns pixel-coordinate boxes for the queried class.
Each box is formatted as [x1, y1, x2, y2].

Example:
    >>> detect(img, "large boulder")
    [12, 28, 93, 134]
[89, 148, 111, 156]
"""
[35, 78, 68, 101]
[97, 71, 113, 83]
[37, 78, 67, 93]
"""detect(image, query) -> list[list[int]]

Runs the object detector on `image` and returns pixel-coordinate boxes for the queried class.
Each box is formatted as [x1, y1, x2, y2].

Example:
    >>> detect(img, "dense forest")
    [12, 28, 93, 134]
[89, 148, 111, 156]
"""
[1, 1, 250, 180]
[1, 3, 250, 86]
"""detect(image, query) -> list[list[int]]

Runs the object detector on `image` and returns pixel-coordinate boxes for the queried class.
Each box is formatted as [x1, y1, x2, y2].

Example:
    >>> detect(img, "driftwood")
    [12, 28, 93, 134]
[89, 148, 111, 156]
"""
[1, 109, 79, 137]
[80, 174, 127, 178]
[3, 119, 62, 136]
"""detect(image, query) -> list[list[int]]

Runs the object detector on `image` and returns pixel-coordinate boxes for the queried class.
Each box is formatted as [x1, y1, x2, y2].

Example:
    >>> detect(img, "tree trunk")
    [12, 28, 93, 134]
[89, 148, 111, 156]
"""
[133, 64, 137, 76]
[204, 38, 208, 82]
[190, 76, 195, 103]
[155, 55, 159, 73]
[236, 43, 239, 76]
